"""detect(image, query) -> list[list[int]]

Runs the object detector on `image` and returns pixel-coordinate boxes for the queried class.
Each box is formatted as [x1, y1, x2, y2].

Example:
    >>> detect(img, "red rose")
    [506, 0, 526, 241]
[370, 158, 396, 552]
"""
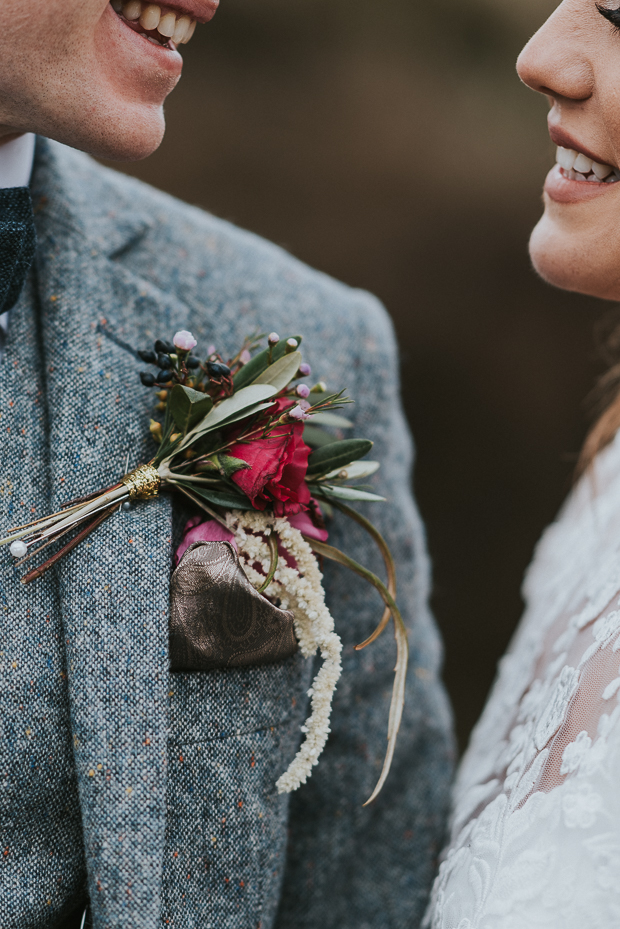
[228, 397, 312, 517]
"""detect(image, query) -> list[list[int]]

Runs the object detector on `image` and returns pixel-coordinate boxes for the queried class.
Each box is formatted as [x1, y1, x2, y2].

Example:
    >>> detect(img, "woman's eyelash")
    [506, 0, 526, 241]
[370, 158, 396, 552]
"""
[598, 3, 620, 28]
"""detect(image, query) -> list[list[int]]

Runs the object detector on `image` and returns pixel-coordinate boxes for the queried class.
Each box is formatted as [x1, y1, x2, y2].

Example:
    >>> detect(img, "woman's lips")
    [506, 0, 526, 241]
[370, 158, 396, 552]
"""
[544, 164, 620, 204]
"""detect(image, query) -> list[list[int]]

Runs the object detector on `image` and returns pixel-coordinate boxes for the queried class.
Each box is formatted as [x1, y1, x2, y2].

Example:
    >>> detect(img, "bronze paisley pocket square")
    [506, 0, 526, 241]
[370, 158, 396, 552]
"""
[169, 541, 298, 672]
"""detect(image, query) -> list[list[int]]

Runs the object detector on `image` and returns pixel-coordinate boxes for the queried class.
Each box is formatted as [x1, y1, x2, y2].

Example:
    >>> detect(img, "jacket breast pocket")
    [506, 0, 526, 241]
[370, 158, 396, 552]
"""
[169, 541, 298, 673]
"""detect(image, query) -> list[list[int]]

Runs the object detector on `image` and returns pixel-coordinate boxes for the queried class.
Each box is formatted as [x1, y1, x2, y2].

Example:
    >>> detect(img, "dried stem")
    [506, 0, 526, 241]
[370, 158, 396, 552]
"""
[304, 536, 408, 806]
[21, 505, 119, 586]
[325, 498, 397, 651]
[61, 482, 123, 509]
[257, 533, 279, 593]
[15, 521, 82, 567]
[5, 503, 84, 538]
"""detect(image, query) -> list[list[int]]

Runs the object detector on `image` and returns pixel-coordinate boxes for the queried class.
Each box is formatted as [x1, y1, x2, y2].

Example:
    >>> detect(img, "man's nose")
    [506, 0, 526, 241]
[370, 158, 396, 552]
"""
[517, 3, 594, 102]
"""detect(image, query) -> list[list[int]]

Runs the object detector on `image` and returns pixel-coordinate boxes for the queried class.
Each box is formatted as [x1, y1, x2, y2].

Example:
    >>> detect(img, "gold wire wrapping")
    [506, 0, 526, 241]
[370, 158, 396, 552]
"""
[121, 464, 161, 500]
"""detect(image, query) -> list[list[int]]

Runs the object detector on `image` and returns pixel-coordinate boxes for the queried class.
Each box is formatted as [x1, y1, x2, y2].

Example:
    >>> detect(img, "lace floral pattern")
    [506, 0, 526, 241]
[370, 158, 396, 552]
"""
[426, 432, 620, 929]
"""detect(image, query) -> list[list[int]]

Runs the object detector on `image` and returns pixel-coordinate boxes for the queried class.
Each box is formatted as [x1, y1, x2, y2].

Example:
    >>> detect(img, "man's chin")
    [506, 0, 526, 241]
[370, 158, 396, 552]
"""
[42, 107, 166, 163]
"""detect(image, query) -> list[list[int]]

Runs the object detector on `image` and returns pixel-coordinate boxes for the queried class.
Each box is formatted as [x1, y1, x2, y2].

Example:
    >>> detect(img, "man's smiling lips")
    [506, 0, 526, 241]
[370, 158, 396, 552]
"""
[109, 0, 218, 49]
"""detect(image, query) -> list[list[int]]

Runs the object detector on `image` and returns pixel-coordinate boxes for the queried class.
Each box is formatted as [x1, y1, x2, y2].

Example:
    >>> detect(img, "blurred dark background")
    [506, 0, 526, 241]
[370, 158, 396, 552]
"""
[103, 0, 607, 750]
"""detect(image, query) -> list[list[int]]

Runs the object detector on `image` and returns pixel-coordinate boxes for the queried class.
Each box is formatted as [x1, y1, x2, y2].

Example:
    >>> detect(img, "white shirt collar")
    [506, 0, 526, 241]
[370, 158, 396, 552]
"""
[0, 133, 35, 189]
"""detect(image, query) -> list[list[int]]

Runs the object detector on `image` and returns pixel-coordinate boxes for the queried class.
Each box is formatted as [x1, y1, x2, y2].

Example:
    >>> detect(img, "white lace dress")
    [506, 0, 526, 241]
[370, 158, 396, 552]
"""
[425, 431, 620, 929]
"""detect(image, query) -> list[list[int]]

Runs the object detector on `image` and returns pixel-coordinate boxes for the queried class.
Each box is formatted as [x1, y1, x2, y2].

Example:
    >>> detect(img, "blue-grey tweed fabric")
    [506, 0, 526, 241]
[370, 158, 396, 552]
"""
[0, 137, 455, 929]
[0, 187, 36, 357]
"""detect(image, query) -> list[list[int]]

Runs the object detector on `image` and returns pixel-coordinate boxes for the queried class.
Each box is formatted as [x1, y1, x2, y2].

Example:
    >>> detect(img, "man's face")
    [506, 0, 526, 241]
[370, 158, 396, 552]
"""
[0, 0, 218, 161]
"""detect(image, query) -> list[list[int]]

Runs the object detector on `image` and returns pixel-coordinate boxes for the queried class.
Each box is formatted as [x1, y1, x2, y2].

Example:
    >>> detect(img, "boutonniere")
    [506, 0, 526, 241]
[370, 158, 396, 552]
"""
[1, 330, 406, 803]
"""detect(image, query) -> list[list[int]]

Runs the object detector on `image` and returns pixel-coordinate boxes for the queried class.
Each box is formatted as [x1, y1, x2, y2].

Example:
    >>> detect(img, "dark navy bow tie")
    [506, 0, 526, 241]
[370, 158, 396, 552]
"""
[0, 186, 36, 344]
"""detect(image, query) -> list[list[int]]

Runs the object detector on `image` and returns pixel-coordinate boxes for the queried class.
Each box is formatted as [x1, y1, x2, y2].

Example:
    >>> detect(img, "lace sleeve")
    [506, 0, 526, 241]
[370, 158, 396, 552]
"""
[426, 589, 620, 929]
[424, 435, 620, 929]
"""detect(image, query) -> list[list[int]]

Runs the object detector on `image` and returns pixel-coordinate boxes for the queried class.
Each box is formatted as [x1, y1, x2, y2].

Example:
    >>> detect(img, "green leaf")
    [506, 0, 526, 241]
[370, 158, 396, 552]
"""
[316, 485, 386, 502]
[307, 438, 373, 475]
[168, 384, 213, 434]
[302, 425, 336, 448]
[308, 411, 354, 429]
[178, 385, 276, 450]
[233, 335, 303, 389]
[207, 401, 276, 433]
[253, 351, 302, 393]
[215, 455, 251, 478]
[318, 460, 380, 482]
[179, 482, 254, 510]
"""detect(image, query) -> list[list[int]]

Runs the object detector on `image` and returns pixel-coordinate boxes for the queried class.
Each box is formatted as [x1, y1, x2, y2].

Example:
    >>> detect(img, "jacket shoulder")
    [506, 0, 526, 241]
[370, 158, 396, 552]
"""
[52, 143, 395, 349]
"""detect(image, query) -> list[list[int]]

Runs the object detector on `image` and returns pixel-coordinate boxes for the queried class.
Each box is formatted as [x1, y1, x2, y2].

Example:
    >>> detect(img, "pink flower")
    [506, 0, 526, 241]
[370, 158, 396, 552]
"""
[229, 397, 312, 517]
[173, 330, 197, 352]
[240, 349, 252, 365]
[296, 384, 310, 399]
[289, 405, 310, 422]
[298, 363, 311, 377]
[288, 510, 329, 542]
[175, 516, 236, 566]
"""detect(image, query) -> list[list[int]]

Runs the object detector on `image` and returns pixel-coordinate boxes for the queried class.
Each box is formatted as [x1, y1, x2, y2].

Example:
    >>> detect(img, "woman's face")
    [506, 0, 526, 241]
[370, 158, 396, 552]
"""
[519, 0, 620, 300]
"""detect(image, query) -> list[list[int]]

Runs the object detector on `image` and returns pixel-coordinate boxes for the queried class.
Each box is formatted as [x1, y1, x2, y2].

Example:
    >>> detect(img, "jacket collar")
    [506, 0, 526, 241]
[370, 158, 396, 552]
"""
[31, 137, 179, 928]
[32, 135, 153, 257]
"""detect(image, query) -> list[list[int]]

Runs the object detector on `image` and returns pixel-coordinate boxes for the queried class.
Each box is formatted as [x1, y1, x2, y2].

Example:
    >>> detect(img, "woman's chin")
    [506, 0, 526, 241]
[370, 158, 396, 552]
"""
[528, 214, 620, 301]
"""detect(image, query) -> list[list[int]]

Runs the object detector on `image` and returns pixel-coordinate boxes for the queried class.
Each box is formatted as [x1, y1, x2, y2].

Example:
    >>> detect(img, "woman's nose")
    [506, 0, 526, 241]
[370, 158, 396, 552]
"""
[517, 3, 594, 101]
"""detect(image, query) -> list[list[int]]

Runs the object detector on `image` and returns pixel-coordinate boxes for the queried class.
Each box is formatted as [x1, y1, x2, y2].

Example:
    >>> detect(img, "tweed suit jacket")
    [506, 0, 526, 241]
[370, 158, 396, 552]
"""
[0, 137, 454, 929]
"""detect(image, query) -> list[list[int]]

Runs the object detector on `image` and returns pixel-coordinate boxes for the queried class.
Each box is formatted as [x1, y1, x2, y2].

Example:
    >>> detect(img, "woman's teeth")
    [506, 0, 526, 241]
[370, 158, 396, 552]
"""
[556, 146, 620, 183]
[110, 0, 197, 47]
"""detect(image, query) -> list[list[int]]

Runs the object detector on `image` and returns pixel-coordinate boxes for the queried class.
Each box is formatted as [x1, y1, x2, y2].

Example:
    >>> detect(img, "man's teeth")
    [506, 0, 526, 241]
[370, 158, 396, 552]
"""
[556, 146, 620, 183]
[110, 0, 197, 45]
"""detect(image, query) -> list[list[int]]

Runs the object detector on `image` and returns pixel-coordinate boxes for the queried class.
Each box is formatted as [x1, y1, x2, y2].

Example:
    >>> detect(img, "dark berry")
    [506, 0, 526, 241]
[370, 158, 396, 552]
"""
[140, 372, 156, 387]
[138, 350, 157, 364]
[186, 356, 201, 369]
[206, 361, 231, 378]
[157, 352, 171, 368]
[156, 370, 173, 383]
[155, 339, 175, 354]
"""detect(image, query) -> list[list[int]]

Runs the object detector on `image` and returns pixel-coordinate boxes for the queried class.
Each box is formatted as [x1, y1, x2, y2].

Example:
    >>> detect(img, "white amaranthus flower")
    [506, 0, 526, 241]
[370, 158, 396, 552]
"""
[225, 510, 343, 793]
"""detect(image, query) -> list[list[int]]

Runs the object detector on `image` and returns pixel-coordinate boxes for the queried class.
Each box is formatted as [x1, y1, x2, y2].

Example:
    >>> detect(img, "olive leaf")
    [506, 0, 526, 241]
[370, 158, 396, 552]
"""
[317, 460, 380, 483]
[177, 385, 276, 452]
[306, 438, 373, 476]
[178, 482, 254, 511]
[233, 335, 303, 389]
[314, 485, 386, 503]
[302, 425, 336, 448]
[206, 402, 277, 437]
[168, 384, 213, 434]
[254, 351, 302, 393]
[309, 411, 354, 429]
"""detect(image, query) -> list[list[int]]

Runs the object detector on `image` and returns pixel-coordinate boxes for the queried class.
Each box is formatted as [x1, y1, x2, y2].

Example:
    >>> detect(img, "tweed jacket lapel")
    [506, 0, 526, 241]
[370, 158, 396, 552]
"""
[31, 139, 195, 929]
